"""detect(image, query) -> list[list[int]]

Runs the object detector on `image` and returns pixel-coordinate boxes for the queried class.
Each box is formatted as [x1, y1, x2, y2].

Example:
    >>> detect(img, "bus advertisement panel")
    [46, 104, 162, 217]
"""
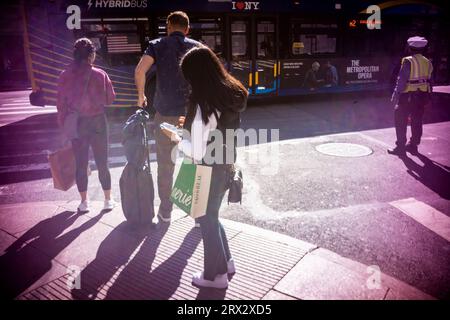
[280, 57, 394, 96]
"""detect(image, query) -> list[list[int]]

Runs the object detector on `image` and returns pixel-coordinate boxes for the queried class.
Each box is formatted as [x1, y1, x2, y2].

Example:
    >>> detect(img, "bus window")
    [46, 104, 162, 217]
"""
[189, 19, 223, 55]
[257, 21, 275, 59]
[295, 34, 336, 55]
[106, 33, 141, 66]
[231, 21, 249, 60]
[367, 30, 391, 56]
[344, 30, 370, 58]
[290, 22, 337, 56]
[157, 18, 167, 37]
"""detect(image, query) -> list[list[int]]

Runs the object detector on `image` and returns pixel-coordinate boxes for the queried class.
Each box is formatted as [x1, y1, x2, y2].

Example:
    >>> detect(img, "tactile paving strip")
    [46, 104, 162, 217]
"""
[18, 217, 308, 300]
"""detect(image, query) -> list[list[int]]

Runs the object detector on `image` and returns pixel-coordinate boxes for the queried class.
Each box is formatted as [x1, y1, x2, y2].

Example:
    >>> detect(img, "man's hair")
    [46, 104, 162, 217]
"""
[167, 11, 189, 29]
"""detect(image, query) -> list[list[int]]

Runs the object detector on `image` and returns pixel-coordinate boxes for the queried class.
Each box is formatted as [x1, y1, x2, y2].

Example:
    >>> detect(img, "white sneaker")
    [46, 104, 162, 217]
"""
[227, 258, 236, 274]
[103, 199, 116, 211]
[78, 200, 90, 213]
[192, 271, 228, 289]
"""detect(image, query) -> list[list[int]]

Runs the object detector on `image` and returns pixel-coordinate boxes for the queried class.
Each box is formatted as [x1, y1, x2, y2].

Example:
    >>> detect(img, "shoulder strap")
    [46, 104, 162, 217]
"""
[67, 69, 92, 113]
[80, 69, 92, 104]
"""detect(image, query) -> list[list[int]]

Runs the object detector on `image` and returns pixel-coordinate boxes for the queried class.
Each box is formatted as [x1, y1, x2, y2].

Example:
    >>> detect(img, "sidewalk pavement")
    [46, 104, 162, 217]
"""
[433, 85, 450, 94]
[0, 200, 434, 300]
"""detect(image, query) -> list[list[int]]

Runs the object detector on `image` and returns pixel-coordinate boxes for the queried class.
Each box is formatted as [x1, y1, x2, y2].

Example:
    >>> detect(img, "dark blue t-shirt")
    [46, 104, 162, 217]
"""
[144, 32, 201, 116]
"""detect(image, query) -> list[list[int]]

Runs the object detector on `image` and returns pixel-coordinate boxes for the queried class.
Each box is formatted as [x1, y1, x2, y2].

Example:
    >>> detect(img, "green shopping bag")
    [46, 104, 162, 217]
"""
[170, 160, 212, 218]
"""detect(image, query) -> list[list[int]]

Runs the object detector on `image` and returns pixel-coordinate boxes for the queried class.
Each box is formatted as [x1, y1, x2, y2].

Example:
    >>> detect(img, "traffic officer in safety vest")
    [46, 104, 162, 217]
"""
[388, 36, 433, 156]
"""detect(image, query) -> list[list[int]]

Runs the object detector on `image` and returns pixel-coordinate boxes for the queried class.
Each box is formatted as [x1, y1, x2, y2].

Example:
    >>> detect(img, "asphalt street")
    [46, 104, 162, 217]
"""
[0, 89, 449, 299]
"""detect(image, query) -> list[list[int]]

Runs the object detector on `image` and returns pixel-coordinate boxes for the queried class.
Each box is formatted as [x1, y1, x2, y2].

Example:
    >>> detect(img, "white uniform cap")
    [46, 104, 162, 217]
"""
[407, 36, 428, 48]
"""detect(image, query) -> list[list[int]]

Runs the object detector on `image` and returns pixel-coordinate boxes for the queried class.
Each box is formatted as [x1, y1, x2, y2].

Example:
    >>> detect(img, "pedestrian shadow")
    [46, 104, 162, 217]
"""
[102, 226, 201, 300]
[70, 221, 163, 300]
[0, 208, 108, 299]
[400, 152, 450, 200]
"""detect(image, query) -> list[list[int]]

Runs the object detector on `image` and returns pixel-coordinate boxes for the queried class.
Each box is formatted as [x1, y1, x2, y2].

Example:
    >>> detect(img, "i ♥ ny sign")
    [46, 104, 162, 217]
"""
[232, 1, 260, 10]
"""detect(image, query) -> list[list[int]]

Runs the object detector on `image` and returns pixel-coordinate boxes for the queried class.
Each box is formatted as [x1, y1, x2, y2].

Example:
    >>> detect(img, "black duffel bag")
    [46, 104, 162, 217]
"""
[29, 89, 46, 107]
[119, 162, 155, 225]
[119, 109, 155, 225]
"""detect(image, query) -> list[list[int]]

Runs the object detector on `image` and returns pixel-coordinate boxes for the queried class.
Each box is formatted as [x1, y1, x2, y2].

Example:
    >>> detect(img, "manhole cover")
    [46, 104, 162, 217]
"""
[315, 142, 373, 157]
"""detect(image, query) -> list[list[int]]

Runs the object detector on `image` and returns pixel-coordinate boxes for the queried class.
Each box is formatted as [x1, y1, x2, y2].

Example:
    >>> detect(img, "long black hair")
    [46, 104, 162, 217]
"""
[180, 46, 248, 124]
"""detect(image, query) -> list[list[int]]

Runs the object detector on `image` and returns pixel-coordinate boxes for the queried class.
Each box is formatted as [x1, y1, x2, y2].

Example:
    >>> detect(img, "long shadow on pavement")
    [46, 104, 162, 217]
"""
[400, 152, 450, 200]
[0, 208, 108, 299]
[71, 221, 164, 300]
[103, 227, 203, 300]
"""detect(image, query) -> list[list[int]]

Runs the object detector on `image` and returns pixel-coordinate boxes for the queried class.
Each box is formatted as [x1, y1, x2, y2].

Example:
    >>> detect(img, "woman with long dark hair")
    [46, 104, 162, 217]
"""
[57, 38, 116, 212]
[163, 46, 248, 288]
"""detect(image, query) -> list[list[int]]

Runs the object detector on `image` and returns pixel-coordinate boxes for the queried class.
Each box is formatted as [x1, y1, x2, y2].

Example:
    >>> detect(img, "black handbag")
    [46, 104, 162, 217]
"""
[29, 89, 46, 107]
[228, 166, 243, 204]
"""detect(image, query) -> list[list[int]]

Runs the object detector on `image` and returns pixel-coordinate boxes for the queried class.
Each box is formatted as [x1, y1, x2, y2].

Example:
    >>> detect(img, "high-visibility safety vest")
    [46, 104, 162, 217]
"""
[402, 54, 433, 93]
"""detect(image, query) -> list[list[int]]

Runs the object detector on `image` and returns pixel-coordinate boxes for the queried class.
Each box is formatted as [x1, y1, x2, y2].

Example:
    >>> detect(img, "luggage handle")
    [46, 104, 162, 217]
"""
[142, 121, 151, 174]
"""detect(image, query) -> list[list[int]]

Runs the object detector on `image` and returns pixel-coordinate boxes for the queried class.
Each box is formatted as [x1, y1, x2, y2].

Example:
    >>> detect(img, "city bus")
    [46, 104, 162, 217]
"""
[18, 0, 449, 107]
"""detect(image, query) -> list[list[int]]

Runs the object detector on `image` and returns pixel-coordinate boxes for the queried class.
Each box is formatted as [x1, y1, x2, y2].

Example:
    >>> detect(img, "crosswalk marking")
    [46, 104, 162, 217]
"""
[109, 140, 155, 149]
[0, 109, 56, 115]
[0, 150, 50, 159]
[0, 121, 58, 126]
[1, 137, 61, 145]
[109, 143, 122, 149]
[1, 103, 35, 107]
[108, 154, 157, 165]
[390, 198, 450, 242]
[0, 163, 50, 173]
[0, 154, 158, 174]
[0, 97, 159, 177]
[0, 128, 59, 135]
[12, 100, 30, 103]
[0, 106, 55, 111]
[0, 132, 157, 175]
[0, 141, 152, 160]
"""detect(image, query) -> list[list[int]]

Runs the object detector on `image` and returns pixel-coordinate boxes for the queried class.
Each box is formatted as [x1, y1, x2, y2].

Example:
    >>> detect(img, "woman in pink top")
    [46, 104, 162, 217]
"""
[57, 38, 116, 212]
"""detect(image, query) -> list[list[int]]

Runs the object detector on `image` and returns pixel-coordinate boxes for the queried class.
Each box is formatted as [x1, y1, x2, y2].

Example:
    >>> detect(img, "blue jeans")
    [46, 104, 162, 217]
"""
[197, 166, 231, 280]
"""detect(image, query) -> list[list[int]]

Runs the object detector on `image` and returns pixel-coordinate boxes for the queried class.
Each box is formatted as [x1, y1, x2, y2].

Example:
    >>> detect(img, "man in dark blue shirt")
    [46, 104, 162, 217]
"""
[135, 11, 201, 222]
